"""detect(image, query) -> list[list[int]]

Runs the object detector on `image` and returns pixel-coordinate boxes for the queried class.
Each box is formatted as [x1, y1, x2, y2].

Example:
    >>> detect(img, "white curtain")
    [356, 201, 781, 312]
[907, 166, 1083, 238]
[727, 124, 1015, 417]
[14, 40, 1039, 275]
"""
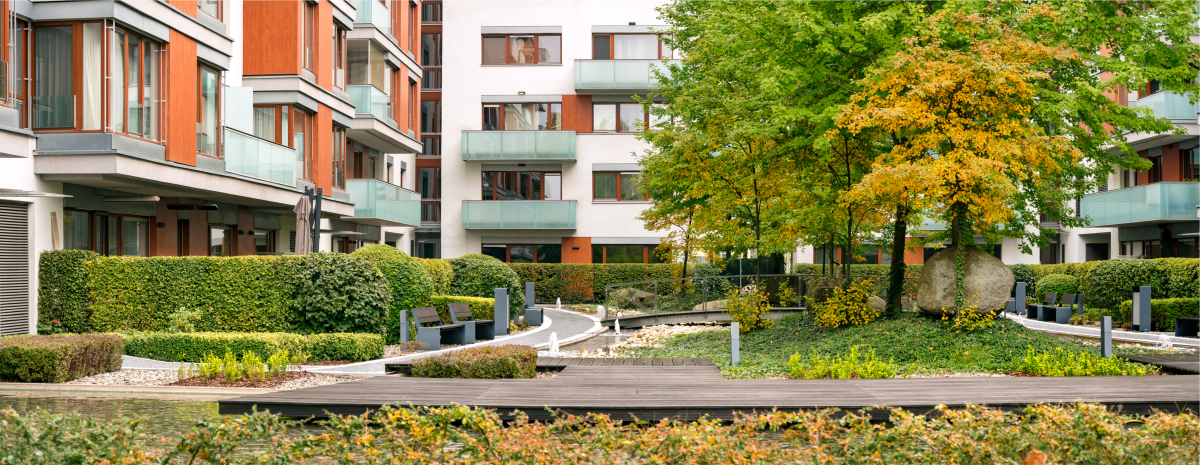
[110, 29, 125, 133]
[253, 107, 275, 141]
[614, 34, 657, 59]
[146, 43, 159, 140]
[82, 23, 102, 130]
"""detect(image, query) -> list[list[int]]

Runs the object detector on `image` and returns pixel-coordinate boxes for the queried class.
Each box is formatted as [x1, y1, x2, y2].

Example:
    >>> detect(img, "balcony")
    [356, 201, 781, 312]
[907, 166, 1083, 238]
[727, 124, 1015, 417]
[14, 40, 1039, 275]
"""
[351, 0, 390, 36]
[1130, 91, 1199, 121]
[1080, 182, 1200, 227]
[461, 131, 577, 161]
[461, 200, 577, 229]
[574, 59, 677, 93]
[348, 85, 394, 126]
[421, 200, 440, 224]
[346, 85, 420, 153]
[223, 128, 297, 186]
[345, 178, 421, 227]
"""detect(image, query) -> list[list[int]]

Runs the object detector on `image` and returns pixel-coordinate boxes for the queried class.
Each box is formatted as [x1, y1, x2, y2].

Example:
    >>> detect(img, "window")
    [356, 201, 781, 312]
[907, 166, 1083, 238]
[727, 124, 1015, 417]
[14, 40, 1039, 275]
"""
[421, 135, 441, 155]
[1149, 154, 1163, 183]
[593, 103, 651, 132]
[1183, 146, 1198, 181]
[63, 209, 90, 251]
[421, 33, 441, 89]
[63, 210, 148, 256]
[348, 39, 390, 91]
[592, 34, 674, 59]
[419, 167, 440, 199]
[481, 103, 561, 130]
[33, 25, 74, 129]
[198, 65, 220, 157]
[481, 171, 561, 200]
[199, 0, 220, 21]
[303, 1, 316, 72]
[254, 230, 278, 254]
[421, 100, 440, 133]
[210, 225, 230, 256]
[421, 1, 442, 23]
[332, 125, 347, 189]
[590, 244, 661, 264]
[481, 244, 561, 263]
[593, 171, 647, 201]
[293, 108, 313, 180]
[333, 27, 347, 89]
[481, 34, 561, 64]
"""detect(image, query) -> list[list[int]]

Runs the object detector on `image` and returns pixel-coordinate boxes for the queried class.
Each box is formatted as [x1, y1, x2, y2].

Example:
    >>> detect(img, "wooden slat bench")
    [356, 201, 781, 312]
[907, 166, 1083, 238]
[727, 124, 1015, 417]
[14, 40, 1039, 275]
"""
[413, 306, 465, 351]
[449, 302, 495, 343]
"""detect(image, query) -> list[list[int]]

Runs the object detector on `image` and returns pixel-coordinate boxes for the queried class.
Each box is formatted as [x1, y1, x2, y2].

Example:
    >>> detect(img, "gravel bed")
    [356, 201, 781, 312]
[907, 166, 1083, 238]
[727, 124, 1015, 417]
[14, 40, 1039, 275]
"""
[567, 323, 726, 358]
[274, 374, 365, 390]
[67, 370, 180, 386]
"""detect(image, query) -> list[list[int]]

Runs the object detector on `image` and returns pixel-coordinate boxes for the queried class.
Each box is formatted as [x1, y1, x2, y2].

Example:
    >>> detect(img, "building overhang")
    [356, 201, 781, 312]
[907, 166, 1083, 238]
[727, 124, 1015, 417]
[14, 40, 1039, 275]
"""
[348, 117, 423, 154]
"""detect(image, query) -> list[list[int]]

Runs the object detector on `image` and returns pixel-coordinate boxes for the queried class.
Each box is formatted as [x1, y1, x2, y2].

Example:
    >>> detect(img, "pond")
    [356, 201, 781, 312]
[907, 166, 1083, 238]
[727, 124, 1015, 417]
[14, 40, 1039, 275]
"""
[0, 392, 221, 438]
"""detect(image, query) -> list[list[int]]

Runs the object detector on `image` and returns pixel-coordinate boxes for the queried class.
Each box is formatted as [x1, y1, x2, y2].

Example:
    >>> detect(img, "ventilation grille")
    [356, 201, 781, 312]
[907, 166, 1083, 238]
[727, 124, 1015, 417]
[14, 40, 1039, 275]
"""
[0, 202, 29, 336]
[289, 231, 296, 253]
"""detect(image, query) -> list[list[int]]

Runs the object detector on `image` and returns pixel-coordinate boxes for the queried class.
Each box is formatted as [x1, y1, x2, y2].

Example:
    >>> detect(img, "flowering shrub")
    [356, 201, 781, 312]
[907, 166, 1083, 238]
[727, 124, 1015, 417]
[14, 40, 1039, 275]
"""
[814, 279, 879, 328]
[725, 286, 773, 331]
[411, 345, 537, 379]
[788, 345, 897, 379]
[1016, 346, 1156, 376]
[943, 305, 996, 333]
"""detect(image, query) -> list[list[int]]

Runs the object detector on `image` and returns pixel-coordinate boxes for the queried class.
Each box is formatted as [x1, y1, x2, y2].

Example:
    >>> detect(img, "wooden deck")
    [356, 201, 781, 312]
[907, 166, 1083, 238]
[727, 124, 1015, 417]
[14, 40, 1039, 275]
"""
[1118, 354, 1200, 374]
[221, 360, 1200, 421]
[386, 357, 714, 374]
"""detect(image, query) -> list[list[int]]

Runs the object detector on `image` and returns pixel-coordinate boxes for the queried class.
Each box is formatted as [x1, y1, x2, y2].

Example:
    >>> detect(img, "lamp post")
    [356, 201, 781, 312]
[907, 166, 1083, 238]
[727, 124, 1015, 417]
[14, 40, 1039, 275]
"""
[1132, 286, 1151, 332]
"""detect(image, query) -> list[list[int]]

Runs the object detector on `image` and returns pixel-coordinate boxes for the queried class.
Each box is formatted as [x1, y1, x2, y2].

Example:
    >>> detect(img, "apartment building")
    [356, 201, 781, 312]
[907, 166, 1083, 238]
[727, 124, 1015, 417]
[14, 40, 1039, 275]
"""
[417, 0, 671, 262]
[0, 0, 425, 335]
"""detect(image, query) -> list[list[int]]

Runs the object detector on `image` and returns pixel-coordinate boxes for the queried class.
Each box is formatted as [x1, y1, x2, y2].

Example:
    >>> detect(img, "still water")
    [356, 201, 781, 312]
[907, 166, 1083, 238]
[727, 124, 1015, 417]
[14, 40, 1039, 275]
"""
[0, 393, 221, 437]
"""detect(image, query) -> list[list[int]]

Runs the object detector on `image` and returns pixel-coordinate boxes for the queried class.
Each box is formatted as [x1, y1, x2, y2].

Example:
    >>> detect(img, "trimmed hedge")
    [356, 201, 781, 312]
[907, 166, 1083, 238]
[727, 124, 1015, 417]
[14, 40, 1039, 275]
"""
[1083, 258, 1199, 310]
[352, 245, 433, 343]
[508, 263, 684, 303]
[1118, 298, 1200, 332]
[419, 258, 453, 295]
[0, 335, 123, 383]
[450, 256, 524, 313]
[37, 250, 100, 334]
[120, 332, 383, 363]
[1036, 274, 1079, 300]
[429, 295, 495, 323]
[292, 253, 392, 336]
[411, 345, 536, 379]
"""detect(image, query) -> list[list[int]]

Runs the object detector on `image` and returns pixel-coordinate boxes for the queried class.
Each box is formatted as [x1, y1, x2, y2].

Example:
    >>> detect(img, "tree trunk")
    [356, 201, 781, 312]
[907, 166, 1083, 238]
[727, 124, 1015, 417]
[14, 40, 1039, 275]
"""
[951, 203, 965, 310]
[884, 204, 908, 318]
[844, 207, 852, 285]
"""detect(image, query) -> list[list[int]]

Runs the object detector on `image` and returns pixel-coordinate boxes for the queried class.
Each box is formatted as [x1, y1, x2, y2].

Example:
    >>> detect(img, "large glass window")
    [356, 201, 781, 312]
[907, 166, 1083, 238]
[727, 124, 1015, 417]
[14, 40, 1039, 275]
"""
[481, 103, 560, 130]
[332, 125, 347, 189]
[593, 103, 649, 133]
[294, 108, 313, 180]
[303, 1, 316, 71]
[590, 244, 659, 264]
[1183, 146, 1198, 181]
[106, 29, 162, 140]
[198, 66, 220, 157]
[594, 171, 647, 201]
[333, 27, 347, 89]
[33, 25, 74, 129]
[63, 210, 90, 251]
[481, 34, 561, 64]
[348, 39, 390, 92]
[481, 244, 561, 263]
[121, 217, 148, 257]
[421, 100, 440, 133]
[592, 34, 674, 60]
[71, 211, 148, 256]
[419, 167, 439, 198]
[481, 171, 561, 200]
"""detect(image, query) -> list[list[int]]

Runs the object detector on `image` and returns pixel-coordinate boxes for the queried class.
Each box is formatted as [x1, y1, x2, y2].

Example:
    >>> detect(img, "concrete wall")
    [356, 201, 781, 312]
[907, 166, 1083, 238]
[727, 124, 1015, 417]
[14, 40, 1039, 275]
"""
[0, 132, 59, 333]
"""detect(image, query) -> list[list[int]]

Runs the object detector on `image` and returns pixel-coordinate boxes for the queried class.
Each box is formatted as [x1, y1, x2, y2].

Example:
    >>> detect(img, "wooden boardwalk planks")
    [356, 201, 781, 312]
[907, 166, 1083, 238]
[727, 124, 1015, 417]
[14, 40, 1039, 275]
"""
[1118, 354, 1200, 374]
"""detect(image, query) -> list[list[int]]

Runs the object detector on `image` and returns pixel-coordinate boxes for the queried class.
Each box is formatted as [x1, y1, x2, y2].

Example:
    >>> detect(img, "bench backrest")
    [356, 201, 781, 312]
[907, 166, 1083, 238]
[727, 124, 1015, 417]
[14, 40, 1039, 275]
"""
[449, 303, 472, 322]
[1043, 292, 1057, 305]
[1059, 294, 1076, 308]
[411, 306, 443, 326]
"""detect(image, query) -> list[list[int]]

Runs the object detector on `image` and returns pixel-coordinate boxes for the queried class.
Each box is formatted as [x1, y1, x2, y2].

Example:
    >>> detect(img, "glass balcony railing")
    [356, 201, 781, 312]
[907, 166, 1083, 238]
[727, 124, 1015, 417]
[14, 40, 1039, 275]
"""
[351, 0, 390, 35]
[574, 59, 676, 90]
[461, 200, 577, 229]
[348, 85, 394, 125]
[346, 178, 421, 226]
[461, 130, 577, 160]
[1081, 182, 1200, 227]
[224, 128, 297, 186]
[1130, 91, 1199, 120]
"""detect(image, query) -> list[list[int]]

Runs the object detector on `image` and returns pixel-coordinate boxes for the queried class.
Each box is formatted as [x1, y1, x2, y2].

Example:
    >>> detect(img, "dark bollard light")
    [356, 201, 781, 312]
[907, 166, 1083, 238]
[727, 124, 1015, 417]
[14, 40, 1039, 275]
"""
[494, 288, 510, 337]
[525, 282, 536, 308]
[1132, 286, 1152, 332]
[731, 322, 740, 366]
[399, 310, 409, 343]
[1101, 316, 1113, 358]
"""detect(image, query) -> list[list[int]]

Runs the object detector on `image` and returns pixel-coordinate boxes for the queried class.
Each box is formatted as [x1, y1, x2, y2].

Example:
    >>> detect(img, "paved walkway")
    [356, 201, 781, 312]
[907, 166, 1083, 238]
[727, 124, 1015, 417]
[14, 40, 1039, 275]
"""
[1008, 314, 1199, 348]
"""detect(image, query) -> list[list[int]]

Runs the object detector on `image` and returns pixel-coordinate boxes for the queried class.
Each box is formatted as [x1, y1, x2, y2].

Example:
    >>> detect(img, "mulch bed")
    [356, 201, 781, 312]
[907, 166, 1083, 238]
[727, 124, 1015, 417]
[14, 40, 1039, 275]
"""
[299, 361, 355, 366]
[169, 372, 310, 388]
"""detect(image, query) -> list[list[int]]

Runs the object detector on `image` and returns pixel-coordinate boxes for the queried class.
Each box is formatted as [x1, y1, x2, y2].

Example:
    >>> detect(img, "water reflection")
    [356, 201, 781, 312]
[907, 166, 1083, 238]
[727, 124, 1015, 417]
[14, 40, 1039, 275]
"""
[0, 393, 220, 438]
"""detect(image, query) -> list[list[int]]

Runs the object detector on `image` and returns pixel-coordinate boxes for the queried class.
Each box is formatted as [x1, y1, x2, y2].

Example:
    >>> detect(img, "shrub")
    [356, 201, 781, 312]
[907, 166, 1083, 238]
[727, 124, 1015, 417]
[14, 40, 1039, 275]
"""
[1008, 264, 1037, 290]
[429, 295, 495, 323]
[0, 335, 123, 383]
[1157, 257, 1200, 301]
[352, 245, 434, 343]
[788, 346, 897, 379]
[449, 256, 524, 313]
[1082, 259, 1167, 310]
[814, 279, 879, 328]
[119, 332, 383, 362]
[459, 253, 501, 261]
[725, 287, 773, 331]
[945, 306, 996, 333]
[292, 252, 392, 336]
[1035, 273, 1078, 300]
[410, 345, 537, 379]
[418, 258, 454, 295]
[1117, 298, 1200, 332]
[1016, 346, 1155, 376]
[37, 250, 99, 333]
[509, 263, 684, 303]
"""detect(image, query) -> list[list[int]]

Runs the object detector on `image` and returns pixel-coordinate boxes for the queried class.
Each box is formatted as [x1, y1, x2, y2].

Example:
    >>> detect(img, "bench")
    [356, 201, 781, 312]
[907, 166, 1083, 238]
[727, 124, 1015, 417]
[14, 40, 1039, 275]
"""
[1176, 317, 1200, 338]
[1027, 293, 1057, 320]
[1050, 294, 1081, 324]
[412, 306, 465, 351]
[449, 302, 495, 343]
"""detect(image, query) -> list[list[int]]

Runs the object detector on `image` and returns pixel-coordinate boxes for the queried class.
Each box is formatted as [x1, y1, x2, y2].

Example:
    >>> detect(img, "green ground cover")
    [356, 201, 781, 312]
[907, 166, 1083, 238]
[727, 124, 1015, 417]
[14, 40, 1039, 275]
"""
[620, 313, 1158, 378]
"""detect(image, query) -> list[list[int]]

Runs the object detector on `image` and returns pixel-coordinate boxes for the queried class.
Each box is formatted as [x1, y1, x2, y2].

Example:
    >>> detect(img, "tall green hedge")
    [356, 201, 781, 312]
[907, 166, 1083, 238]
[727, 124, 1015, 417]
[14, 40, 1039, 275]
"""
[119, 331, 383, 363]
[352, 245, 433, 343]
[37, 250, 100, 333]
[291, 253, 392, 336]
[428, 295, 496, 323]
[1117, 298, 1199, 332]
[508, 263, 683, 303]
[450, 256, 524, 312]
[1083, 258, 1199, 310]
[419, 258, 453, 295]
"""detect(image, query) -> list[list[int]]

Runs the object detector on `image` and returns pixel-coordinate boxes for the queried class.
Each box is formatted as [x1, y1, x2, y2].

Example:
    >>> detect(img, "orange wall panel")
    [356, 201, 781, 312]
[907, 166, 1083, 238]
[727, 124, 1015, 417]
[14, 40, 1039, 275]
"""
[168, 0, 197, 17]
[166, 31, 198, 166]
[236, 206, 255, 256]
[154, 199, 179, 256]
[189, 216, 209, 256]
[903, 238, 924, 265]
[562, 95, 592, 133]
[313, 106, 333, 193]
[316, 0, 332, 89]
[1162, 143, 1182, 182]
[562, 237, 592, 263]
[243, 0, 301, 76]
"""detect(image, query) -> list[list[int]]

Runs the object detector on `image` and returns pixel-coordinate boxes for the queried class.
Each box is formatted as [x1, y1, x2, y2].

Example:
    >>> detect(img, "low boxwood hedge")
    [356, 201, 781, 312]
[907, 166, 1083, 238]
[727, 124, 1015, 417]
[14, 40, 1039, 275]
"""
[428, 295, 495, 323]
[0, 335, 123, 383]
[1118, 298, 1200, 332]
[1036, 274, 1079, 300]
[411, 345, 536, 379]
[119, 332, 383, 363]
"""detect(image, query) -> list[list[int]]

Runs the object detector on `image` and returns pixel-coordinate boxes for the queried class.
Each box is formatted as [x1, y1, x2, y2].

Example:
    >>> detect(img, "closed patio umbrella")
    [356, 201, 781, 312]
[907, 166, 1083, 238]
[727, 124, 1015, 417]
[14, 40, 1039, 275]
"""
[293, 194, 311, 255]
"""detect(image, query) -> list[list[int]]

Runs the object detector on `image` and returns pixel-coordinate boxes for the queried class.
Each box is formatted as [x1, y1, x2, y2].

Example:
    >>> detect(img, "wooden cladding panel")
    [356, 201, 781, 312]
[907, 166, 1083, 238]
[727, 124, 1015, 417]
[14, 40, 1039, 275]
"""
[313, 107, 333, 193]
[188, 213, 209, 256]
[562, 237, 592, 264]
[168, 0, 197, 17]
[1162, 143, 1183, 182]
[154, 199, 178, 257]
[243, 0, 301, 76]
[316, 0, 332, 89]
[166, 31, 198, 166]
[903, 237, 923, 265]
[237, 206, 255, 256]
[562, 95, 592, 133]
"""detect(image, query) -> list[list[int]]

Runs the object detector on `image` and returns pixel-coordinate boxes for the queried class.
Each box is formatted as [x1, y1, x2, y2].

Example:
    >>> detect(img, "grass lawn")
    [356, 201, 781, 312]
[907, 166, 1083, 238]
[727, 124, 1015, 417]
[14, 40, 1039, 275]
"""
[620, 312, 1158, 378]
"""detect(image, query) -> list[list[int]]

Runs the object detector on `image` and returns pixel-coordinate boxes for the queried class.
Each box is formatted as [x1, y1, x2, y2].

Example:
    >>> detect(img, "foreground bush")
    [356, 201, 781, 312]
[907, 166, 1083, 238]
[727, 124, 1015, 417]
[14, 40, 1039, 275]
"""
[789, 346, 897, 379]
[411, 345, 536, 379]
[449, 256, 524, 313]
[37, 250, 99, 333]
[725, 286, 773, 331]
[429, 295, 495, 323]
[1016, 347, 1155, 377]
[119, 332, 382, 363]
[3, 403, 1196, 464]
[1036, 273, 1078, 299]
[292, 253, 392, 336]
[1118, 297, 1199, 332]
[0, 335, 122, 383]
[352, 245, 434, 343]
[814, 279, 879, 328]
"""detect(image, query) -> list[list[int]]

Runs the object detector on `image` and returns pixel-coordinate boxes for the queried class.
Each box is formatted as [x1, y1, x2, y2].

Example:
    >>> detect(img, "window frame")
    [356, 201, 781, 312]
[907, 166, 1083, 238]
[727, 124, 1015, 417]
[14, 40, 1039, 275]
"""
[62, 208, 150, 257]
[108, 27, 164, 142]
[197, 64, 222, 158]
[593, 171, 649, 202]
[480, 102, 561, 131]
[590, 244, 660, 264]
[592, 102, 651, 133]
[481, 170, 562, 200]
[5, 18, 29, 128]
[332, 125, 347, 189]
[333, 26, 348, 90]
[198, 0, 222, 22]
[303, 0, 316, 72]
[480, 34, 562, 65]
[293, 107, 314, 181]
[591, 33, 673, 60]
[481, 244, 562, 263]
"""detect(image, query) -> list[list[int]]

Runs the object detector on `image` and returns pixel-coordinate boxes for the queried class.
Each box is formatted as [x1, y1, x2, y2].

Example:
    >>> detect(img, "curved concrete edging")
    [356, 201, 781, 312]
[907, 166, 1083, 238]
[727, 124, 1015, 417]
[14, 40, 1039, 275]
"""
[534, 308, 603, 349]
[1008, 314, 1200, 348]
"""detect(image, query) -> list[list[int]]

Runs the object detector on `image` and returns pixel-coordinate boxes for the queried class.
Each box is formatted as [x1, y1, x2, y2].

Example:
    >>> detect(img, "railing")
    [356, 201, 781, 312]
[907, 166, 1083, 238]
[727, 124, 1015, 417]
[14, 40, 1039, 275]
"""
[421, 68, 441, 90]
[421, 134, 441, 156]
[461, 200, 576, 229]
[461, 130, 577, 160]
[421, 199, 440, 223]
[1080, 182, 1200, 227]
[346, 178, 421, 226]
[348, 84, 393, 124]
[351, 0, 391, 35]
[574, 59, 677, 91]
[223, 127, 297, 186]
[600, 274, 919, 315]
[420, 1, 442, 23]
[1130, 91, 1199, 120]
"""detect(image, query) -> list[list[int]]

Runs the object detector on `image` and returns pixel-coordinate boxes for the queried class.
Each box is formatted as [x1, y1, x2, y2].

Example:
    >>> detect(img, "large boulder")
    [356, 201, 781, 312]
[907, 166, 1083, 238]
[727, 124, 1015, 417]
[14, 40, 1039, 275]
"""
[916, 246, 1014, 317]
[692, 299, 728, 311]
[805, 275, 845, 308]
[868, 296, 886, 312]
[614, 288, 659, 308]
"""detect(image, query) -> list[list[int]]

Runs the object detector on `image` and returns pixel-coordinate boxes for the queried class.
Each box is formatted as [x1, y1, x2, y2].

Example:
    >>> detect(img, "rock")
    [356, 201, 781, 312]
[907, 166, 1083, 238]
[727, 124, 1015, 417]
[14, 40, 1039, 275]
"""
[916, 246, 1015, 317]
[901, 296, 916, 312]
[614, 288, 659, 308]
[805, 275, 845, 308]
[739, 284, 757, 296]
[868, 296, 886, 311]
[692, 299, 728, 311]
